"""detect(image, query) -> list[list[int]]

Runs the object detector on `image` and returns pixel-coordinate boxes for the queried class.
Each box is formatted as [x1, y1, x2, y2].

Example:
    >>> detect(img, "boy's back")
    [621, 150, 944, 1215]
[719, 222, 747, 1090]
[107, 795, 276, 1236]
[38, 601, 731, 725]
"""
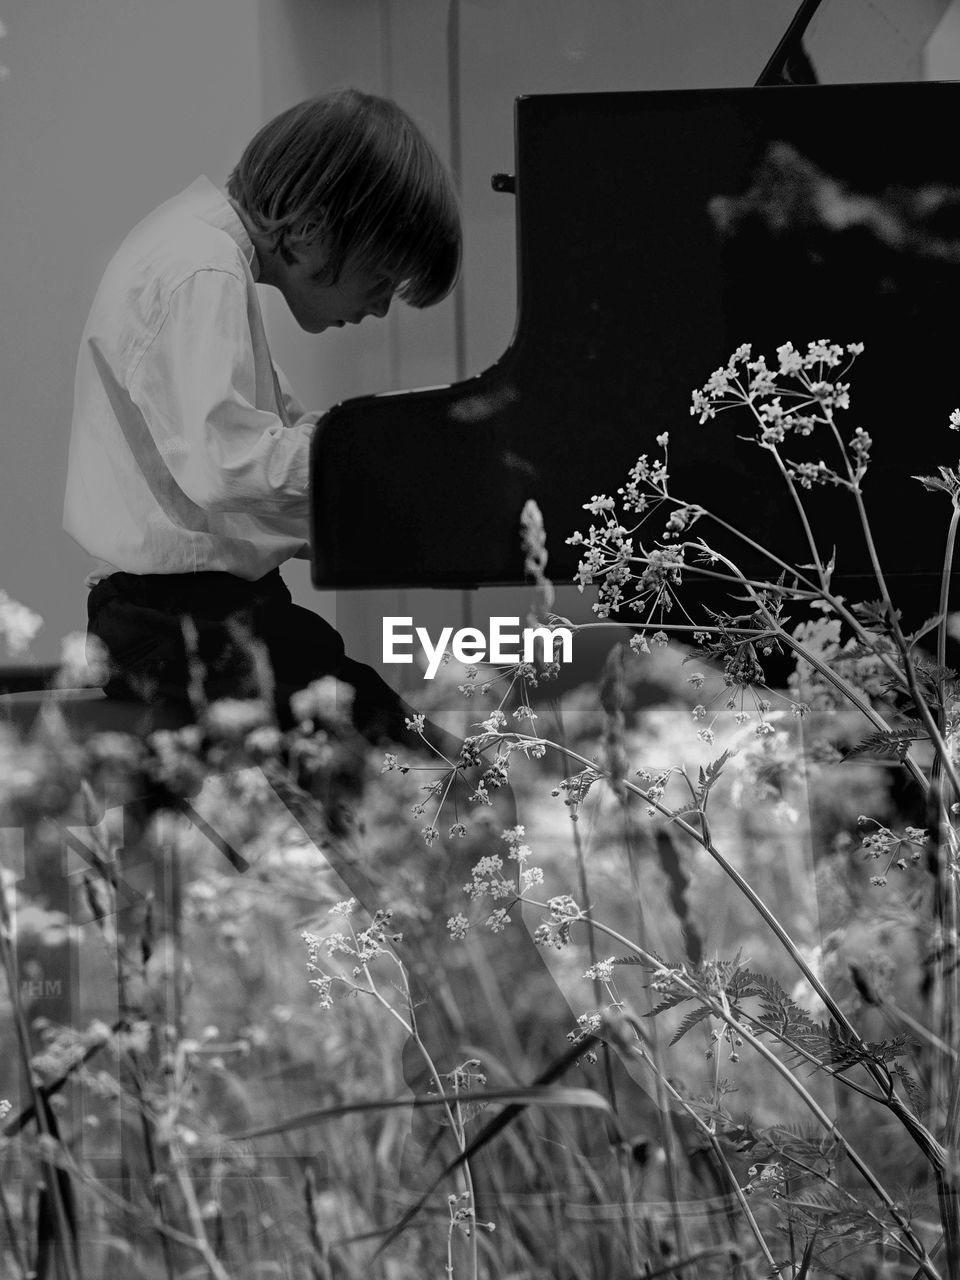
[65, 176, 314, 590]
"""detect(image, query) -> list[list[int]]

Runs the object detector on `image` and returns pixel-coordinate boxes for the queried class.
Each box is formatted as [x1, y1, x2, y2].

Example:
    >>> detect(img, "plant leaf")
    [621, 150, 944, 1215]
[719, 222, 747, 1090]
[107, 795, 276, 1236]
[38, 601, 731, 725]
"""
[844, 725, 928, 761]
[645, 989, 694, 1018]
[369, 1032, 622, 1259]
[227, 1084, 612, 1141]
[905, 614, 945, 645]
[889, 1062, 926, 1120]
[670, 1004, 714, 1046]
[914, 467, 960, 496]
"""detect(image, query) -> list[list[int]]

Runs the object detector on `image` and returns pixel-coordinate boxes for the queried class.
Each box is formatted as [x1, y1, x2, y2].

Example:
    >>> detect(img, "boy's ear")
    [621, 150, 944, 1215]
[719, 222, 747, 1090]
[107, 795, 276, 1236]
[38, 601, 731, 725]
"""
[288, 213, 328, 255]
[286, 227, 334, 276]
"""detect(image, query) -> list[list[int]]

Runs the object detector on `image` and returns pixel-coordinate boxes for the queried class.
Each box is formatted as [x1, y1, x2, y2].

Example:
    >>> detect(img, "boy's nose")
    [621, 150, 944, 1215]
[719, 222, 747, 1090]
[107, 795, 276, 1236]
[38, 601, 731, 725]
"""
[367, 294, 391, 320]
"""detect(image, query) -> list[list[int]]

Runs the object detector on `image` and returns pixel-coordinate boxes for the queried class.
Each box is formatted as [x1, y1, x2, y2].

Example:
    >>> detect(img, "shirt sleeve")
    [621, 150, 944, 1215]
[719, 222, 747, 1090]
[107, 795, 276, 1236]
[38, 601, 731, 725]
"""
[273, 362, 319, 429]
[129, 268, 315, 515]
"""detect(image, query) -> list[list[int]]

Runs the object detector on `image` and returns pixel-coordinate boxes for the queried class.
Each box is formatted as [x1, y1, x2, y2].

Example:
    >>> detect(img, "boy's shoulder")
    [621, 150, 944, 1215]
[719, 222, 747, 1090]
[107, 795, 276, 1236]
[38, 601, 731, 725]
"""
[112, 177, 252, 290]
[86, 178, 255, 363]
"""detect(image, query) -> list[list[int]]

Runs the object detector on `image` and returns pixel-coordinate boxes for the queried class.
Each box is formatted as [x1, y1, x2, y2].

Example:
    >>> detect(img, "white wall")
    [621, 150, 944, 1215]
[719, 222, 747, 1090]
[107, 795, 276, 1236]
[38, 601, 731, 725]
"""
[0, 0, 264, 663]
[925, 0, 960, 75]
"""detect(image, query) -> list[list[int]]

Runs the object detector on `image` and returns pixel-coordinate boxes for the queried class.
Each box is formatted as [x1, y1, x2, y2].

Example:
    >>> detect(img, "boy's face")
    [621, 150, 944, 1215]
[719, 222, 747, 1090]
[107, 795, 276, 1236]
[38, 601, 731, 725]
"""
[273, 239, 395, 334]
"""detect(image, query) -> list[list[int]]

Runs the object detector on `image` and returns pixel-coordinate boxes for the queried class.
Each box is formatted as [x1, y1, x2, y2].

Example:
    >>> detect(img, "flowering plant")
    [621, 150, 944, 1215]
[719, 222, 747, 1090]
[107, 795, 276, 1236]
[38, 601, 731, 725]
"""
[7, 336, 960, 1277]
[368, 339, 960, 1278]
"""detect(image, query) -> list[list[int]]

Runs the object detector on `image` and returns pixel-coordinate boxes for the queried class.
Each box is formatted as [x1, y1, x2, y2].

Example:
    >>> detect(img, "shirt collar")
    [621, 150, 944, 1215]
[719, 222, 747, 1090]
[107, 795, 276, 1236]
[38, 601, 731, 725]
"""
[183, 176, 261, 280]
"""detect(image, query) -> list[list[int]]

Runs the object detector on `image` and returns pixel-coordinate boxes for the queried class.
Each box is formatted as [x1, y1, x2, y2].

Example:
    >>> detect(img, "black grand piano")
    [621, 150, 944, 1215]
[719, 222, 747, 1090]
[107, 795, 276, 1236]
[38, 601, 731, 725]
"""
[312, 78, 960, 632]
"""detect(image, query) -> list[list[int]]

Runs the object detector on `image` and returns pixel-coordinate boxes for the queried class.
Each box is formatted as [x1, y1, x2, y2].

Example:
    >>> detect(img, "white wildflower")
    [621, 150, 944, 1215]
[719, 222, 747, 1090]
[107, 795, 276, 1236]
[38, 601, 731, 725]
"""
[447, 914, 469, 941]
[56, 631, 109, 687]
[290, 676, 355, 728]
[0, 591, 42, 655]
[205, 698, 272, 738]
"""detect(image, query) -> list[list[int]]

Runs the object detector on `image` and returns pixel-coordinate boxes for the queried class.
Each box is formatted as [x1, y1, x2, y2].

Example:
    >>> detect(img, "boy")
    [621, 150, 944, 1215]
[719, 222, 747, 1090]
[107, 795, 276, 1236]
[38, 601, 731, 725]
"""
[63, 89, 461, 748]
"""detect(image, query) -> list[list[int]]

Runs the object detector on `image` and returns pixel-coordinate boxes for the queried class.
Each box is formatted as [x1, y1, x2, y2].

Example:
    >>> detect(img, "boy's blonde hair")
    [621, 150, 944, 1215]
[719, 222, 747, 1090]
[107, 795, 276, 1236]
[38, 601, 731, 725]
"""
[227, 89, 461, 307]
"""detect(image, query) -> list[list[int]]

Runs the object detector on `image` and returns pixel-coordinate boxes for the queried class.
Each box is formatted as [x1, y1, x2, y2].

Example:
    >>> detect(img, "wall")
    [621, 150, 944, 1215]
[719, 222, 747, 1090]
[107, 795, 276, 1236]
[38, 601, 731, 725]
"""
[0, 0, 263, 663]
[925, 0, 960, 74]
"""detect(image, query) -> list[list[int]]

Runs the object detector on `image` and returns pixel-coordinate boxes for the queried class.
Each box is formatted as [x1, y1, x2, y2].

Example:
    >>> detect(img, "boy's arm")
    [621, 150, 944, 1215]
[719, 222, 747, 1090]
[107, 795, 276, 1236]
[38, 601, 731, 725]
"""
[273, 362, 318, 429]
[129, 268, 315, 516]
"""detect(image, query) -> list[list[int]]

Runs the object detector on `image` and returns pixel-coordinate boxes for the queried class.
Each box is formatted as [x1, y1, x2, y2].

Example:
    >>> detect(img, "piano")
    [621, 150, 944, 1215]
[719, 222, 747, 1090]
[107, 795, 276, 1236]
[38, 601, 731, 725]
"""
[311, 79, 960, 643]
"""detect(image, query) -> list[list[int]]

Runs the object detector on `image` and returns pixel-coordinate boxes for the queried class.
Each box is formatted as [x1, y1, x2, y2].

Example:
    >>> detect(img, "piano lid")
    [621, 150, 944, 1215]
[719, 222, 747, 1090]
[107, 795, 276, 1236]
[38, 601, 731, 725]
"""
[311, 82, 960, 619]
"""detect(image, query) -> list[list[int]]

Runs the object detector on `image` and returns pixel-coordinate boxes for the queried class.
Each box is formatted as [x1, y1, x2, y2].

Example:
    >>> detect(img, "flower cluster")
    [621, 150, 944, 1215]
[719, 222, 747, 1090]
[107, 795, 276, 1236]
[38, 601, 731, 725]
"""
[146, 726, 208, 800]
[567, 522, 686, 620]
[692, 340, 870, 496]
[857, 817, 928, 886]
[690, 340, 860, 426]
[533, 894, 584, 950]
[446, 826, 545, 941]
[289, 677, 356, 732]
[382, 711, 553, 847]
[566, 1009, 603, 1065]
[634, 765, 674, 817]
[566, 340, 880, 653]
[551, 765, 602, 822]
[203, 698, 273, 741]
[617, 452, 669, 513]
[303, 900, 401, 1010]
[584, 957, 616, 983]
[567, 341, 869, 633]
[521, 497, 555, 620]
[441, 1059, 491, 1127]
[462, 854, 512, 902]
[789, 616, 896, 714]
[55, 631, 110, 689]
[448, 1190, 496, 1237]
[0, 590, 42, 656]
[743, 1161, 786, 1199]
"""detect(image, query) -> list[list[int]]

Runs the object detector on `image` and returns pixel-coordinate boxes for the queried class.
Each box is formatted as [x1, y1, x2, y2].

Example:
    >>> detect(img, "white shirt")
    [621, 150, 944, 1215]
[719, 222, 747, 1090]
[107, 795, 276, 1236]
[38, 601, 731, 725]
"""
[64, 177, 319, 587]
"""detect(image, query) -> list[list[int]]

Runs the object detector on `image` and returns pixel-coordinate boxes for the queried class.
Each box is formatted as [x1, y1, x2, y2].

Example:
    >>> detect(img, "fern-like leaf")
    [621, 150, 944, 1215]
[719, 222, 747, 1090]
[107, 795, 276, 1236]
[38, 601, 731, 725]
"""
[844, 722, 927, 761]
[852, 599, 900, 627]
[889, 1062, 926, 1119]
[782, 1189, 849, 1216]
[669, 1004, 713, 1046]
[645, 989, 694, 1019]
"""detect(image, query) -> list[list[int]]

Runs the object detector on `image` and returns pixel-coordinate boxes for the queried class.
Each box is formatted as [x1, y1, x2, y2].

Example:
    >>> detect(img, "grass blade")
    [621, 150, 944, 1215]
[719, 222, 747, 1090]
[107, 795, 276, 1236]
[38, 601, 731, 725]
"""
[372, 1033, 622, 1259]
[227, 1083, 613, 1142]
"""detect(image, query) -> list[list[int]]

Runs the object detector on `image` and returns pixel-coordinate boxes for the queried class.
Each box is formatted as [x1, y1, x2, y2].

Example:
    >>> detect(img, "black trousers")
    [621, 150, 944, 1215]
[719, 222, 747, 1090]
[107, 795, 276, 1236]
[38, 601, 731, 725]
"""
[87, 568, 426, 745]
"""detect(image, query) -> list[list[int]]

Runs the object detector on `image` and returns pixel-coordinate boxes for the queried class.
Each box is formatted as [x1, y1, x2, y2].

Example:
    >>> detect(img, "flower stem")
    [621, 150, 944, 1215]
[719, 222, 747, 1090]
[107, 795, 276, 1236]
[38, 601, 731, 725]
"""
[629, 1035, 780, 1274]
[936, 501, 960, 759]
[524, 735, 946, 1171]
[597, 936, 941, 1278]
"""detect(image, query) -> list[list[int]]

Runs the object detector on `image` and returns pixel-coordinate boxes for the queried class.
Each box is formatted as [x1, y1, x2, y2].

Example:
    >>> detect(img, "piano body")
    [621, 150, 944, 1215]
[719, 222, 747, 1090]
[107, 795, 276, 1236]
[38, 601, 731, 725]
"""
[312, 82, 960, 637]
